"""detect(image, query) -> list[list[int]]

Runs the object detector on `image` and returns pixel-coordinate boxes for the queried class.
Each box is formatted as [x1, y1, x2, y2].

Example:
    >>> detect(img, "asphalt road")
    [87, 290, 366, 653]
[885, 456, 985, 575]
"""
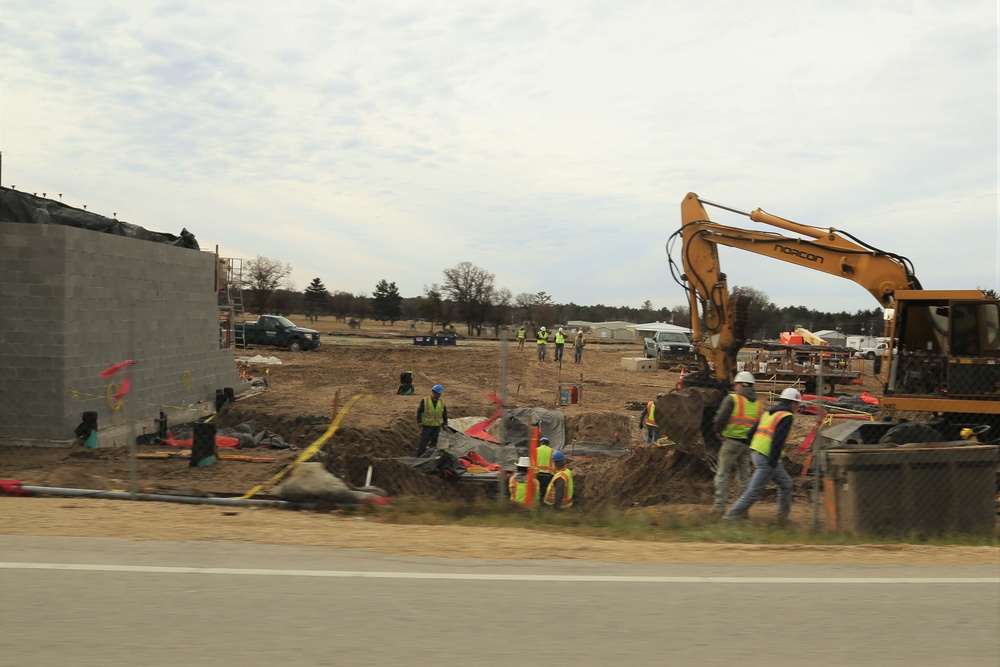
[1, 535, 997, 667]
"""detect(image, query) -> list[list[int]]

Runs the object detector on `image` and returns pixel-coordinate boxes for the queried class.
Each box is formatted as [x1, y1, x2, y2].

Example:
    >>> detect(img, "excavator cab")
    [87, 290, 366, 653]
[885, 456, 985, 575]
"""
[885, 293, 1000, 404]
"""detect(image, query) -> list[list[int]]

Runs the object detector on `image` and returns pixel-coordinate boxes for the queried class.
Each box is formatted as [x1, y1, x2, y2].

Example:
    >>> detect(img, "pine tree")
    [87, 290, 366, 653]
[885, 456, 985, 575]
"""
[371, 279, 402, 325]
[303, 278, 329, 322]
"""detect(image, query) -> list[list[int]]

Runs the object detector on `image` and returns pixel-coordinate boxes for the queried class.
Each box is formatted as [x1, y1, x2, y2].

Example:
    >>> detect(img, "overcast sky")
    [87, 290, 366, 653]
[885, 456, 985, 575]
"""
[2, 1, 998, 314]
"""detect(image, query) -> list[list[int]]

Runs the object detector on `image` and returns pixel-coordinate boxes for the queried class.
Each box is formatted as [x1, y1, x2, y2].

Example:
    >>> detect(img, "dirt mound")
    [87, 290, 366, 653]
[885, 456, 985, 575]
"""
[37, 466, 112, 490]
[575, 445, 714, 510]
[565, 411, 633, 447]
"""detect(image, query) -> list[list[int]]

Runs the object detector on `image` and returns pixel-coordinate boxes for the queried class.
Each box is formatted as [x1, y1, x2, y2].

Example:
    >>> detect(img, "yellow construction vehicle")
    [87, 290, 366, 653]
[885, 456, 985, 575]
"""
[659, 192, 999, 449]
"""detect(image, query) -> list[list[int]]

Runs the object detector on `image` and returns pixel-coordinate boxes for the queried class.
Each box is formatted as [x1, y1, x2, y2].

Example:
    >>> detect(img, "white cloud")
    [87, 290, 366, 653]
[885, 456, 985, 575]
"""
[2, 0, 996, 313]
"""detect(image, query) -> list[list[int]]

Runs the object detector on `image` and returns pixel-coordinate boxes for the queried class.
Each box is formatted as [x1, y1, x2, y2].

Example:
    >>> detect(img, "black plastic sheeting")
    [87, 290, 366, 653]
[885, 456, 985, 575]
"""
[0, 186, 199, 249]
[501, 408, 566, 451]
[398, 409, 631, 480]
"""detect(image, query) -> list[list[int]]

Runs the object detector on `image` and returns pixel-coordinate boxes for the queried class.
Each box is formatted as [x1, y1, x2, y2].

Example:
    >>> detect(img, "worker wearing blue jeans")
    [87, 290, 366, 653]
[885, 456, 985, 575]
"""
[724, 387, 801, 523]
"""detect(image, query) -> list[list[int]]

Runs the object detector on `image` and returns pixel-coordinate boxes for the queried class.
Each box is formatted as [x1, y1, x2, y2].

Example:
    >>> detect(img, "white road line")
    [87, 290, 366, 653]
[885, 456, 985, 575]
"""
[1, 562, 997, 584]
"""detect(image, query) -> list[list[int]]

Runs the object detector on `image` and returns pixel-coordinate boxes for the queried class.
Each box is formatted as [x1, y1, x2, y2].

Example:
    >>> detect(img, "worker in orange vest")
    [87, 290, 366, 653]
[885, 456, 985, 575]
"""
[543, 450, 574, 509]
[711, 371, 760, 513]
[506, 456, 539, 507]
[723, 387, 801, 523]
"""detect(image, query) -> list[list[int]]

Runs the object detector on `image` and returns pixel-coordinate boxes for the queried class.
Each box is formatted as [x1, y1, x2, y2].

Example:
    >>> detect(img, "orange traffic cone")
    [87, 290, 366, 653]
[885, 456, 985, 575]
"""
[677, 366, 686, 389]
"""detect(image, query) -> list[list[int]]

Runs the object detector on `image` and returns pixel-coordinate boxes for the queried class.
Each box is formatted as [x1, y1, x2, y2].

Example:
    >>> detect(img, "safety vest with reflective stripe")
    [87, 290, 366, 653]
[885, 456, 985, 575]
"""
[721, 394, 760, 441]
[420, 397, 445, 427]
[534, 445, 554, 474]
[543, 469, 574, 508]
[644, 401, 657, 427]
[537, 332, 549, 345]
[749, 410, 793, 459]
[555, 332, 565, 344]
[509, 476, 539, 506]
[517, 328, 526, 340]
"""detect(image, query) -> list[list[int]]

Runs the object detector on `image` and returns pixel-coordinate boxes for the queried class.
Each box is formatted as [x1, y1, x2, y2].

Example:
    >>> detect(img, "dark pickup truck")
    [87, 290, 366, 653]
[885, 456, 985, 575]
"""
[236, 315, 321, 352]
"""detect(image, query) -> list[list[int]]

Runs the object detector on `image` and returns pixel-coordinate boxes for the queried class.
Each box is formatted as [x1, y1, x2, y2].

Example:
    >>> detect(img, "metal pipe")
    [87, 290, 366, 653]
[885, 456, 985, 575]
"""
[20, 486, 316, 509]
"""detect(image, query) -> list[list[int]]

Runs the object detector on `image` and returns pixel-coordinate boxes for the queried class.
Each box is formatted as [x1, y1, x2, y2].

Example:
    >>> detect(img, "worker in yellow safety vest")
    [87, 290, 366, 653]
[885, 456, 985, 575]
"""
[507, 456, 539, 507]
[711, 371, 761, 513]
[553, 327, 566, 363]
[543, 450, 573, 509]
[723, 387, 801, 523]
[638, 394, 664, 444]
[517, 325, 527, 351]
[534, 436, 555, 498]
[415, 384, 448, 457]
[536, 327, 549, 362]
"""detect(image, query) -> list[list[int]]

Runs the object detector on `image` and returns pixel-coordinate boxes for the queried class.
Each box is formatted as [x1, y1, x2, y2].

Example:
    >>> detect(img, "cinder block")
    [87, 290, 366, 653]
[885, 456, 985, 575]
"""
[621, 357, 656, 372]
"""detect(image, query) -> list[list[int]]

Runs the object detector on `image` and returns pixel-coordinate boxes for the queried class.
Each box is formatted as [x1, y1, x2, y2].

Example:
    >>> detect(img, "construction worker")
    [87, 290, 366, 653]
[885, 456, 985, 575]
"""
[573, 329, 585, 363]
[638, 393, 664, 444]
[415, 384, 448, 457]
[516, 325, 527, 351]
[506, 456, 538, 507]
[543, 450, 573, 509]
[711, 371, 760, 513]
[553, 327, 566, 362]
[536, 326, 549, 361]
[534, 436, 555, 497]
[723, 387, 802, 523]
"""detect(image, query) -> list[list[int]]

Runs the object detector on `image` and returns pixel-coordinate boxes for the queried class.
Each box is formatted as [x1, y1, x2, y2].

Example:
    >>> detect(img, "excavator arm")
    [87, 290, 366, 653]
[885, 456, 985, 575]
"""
[669, 193, 921, 385]
[657, 192, 998, 460]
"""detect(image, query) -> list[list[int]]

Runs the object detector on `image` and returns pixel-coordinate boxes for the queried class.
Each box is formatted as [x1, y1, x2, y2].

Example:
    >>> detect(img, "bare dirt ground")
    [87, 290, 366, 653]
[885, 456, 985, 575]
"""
[1, 321, 996, 564]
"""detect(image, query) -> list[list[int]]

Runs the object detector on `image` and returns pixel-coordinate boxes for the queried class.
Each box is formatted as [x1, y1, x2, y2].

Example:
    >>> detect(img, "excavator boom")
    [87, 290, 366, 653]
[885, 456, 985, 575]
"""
[673, 192, 922, 386]
[657, 192, 999, 457]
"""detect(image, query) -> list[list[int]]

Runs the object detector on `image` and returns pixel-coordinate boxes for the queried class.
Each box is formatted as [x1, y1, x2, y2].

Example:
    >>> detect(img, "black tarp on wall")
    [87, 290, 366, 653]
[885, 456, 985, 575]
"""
[0, 186, 198, 249]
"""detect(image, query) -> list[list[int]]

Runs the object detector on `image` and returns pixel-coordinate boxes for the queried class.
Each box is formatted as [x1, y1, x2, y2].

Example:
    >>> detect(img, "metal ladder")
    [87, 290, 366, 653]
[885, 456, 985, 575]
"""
[228, 258, 245, 348]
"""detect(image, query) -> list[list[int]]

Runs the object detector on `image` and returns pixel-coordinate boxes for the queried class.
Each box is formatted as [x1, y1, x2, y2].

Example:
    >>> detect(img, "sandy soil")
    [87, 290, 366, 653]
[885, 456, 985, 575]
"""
[2, 498, 996, 564]
[2, 321, 995, 563]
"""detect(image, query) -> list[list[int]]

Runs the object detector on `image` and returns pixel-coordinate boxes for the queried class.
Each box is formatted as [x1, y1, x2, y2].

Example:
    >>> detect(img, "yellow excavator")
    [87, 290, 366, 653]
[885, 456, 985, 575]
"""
[656, 192, 1000, 451]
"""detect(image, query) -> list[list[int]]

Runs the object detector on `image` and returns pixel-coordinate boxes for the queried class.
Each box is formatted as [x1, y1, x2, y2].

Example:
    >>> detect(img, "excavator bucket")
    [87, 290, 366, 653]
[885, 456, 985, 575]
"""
[653, 385, 726, 452]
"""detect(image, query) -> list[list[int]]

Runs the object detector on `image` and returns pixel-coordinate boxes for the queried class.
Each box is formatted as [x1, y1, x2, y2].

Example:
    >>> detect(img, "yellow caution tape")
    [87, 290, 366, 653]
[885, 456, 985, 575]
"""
[105, 383, 127, 425]
[240, 393, 374, 500]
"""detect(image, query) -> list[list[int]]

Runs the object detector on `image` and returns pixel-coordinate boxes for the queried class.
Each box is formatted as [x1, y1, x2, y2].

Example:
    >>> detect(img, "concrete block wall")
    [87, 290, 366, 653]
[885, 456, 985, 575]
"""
[0, 223, 242, 442]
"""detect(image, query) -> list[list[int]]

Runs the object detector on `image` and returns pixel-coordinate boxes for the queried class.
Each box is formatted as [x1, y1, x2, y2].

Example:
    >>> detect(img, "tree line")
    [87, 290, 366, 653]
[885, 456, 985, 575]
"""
[240, 255, 887, 339]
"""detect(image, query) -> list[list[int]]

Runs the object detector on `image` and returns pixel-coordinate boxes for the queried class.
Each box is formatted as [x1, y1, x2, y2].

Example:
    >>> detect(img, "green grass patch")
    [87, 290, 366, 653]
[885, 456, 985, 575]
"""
[365, 499, 999, 547]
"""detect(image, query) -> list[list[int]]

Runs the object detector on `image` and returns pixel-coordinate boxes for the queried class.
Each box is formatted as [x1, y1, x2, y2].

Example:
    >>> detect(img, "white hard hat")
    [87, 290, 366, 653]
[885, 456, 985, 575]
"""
[559, 327, 564, 331]
[577, 329, 582, 334]
[734, 371, 756, 384]
[516, 456, 531, 467]
[540, 326, 546, 332]
[779, 387, 803, 403]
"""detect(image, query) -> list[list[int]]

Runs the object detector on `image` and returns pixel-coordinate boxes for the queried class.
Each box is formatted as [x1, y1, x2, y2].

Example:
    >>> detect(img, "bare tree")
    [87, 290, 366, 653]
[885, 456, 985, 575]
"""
[243, 255, 293, 315]
[670, 304, 691, 328]
[352, 292, 370, 323]
[330, 291, 354, 322]
[490, 287, 513, 336]
[442, 261, 495, 336]
[515, 292, 537, 326]
[418, 284, 443, 330]
[731, 285, 777, 341]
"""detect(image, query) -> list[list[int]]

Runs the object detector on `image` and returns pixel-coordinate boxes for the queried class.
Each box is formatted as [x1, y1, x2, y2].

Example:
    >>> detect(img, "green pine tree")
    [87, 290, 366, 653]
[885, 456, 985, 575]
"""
[371, 279, 403, 325]
[303, 278, 329, 322]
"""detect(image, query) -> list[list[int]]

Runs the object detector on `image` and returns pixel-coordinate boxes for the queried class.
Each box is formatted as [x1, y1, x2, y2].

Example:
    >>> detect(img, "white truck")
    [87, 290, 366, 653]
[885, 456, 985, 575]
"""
[856, 341, 891, 359]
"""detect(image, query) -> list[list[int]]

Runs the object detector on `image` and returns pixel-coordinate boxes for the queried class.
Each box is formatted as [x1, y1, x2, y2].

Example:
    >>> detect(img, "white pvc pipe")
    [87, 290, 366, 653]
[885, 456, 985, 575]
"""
[20, 486, 315, 509]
